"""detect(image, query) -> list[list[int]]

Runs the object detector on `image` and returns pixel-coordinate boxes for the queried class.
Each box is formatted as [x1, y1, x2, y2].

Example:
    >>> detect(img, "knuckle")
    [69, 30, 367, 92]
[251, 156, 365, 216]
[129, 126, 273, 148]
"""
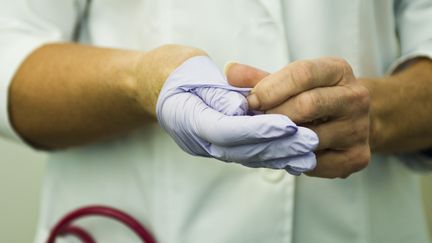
[350, 119, 370, 142]
[334, 164, 352, 179]
[333, 57, 353, 75]
[357, 86, 371, 110]
[326, 57, 354, 83]
[339, 162, 354, 179]
[335, 57, 350, 68]
[348, 85, 370, 113]
[355, 125, 369, 144]
[339, 165, 356, 179]
[288, 61, 315, 88]
[349, 147, 371, 172]
[295, 92, 319, 122]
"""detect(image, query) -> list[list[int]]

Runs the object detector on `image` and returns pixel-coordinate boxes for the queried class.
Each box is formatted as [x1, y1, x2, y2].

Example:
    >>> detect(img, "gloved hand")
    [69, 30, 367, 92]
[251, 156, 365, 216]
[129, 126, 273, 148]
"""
[156, 56, 319, 175]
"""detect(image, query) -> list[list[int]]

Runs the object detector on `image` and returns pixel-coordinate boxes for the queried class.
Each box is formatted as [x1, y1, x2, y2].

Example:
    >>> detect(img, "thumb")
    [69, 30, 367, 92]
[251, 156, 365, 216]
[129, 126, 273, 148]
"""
[224, 62, 269, 88]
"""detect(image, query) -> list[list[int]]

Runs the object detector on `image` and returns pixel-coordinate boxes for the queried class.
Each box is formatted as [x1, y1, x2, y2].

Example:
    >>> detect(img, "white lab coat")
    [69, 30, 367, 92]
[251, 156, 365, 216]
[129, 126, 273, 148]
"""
[0, 0, 431, 243]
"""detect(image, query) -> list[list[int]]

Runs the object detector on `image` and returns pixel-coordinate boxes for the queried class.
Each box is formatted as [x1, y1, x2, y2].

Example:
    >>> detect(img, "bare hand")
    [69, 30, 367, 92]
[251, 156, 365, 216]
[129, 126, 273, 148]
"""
[226, 58, 371, 178]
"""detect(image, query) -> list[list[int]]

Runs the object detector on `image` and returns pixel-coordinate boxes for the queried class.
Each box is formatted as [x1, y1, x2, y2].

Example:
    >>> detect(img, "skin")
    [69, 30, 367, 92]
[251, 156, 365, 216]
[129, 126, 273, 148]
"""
[226, 58, 432, 179]
[9, 42, 432, 179]
[9, 43, 206, 149]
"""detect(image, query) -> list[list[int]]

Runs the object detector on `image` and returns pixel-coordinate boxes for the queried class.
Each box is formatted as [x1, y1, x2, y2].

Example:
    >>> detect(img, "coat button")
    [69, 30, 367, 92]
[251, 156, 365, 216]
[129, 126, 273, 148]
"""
[261, 169, 285, 183]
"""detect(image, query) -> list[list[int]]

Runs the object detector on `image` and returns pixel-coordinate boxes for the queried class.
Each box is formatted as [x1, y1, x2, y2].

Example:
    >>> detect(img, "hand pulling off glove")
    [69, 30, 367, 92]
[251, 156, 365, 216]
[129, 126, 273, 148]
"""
[156, 56, 318, 175]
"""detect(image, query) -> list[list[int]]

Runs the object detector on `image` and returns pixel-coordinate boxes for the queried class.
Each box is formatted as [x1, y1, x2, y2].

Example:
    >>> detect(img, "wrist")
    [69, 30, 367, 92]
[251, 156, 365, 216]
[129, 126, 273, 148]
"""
[362, 75, 409, 153]
[134, 44, 208, 118]
[361, 77, 390, 152]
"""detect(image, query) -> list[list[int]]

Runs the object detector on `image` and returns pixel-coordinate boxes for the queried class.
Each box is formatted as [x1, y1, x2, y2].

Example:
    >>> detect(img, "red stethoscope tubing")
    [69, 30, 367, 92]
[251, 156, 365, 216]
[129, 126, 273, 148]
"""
[46, 205, 157, 243]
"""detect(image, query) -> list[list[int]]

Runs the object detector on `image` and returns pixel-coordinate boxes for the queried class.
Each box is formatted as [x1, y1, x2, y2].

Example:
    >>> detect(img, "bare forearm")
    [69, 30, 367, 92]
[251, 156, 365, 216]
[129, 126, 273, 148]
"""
[364, 58, 432, 153]
[9, 43, 205, 149]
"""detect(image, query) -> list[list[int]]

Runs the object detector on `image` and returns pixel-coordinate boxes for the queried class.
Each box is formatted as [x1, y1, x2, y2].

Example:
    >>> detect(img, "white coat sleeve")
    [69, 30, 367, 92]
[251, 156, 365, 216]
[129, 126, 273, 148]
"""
[388, 0, 432, 72]
[389, 0, 432, 171]
[0, 0, 83, 143]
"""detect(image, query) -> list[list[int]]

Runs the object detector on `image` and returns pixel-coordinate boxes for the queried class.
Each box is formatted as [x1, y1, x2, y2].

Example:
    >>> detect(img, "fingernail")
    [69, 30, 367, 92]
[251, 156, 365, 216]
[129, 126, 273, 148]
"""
[223, 60, 239, 76]
[247, 93, 260, 110]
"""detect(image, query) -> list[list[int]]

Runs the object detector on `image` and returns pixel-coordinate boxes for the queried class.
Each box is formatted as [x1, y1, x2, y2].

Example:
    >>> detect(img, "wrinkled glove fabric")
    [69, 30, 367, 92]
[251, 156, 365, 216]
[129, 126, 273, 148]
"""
[156, 56, 319, 175]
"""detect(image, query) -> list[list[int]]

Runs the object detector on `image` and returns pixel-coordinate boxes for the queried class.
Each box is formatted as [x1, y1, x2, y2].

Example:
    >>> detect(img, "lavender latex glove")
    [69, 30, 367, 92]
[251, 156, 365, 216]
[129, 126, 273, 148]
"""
[156, 56, 319, 175]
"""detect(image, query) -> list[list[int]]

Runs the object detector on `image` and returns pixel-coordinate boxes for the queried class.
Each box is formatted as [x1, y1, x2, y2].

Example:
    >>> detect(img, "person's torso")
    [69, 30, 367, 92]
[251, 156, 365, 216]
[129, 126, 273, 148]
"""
[34, 1, 430, 243]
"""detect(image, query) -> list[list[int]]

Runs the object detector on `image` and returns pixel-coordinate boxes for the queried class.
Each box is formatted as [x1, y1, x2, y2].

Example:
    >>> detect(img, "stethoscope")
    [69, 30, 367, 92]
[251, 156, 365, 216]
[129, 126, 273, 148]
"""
[48, 0, 156, 239]
[46, 205, 157, 243]
[48, 0, 153, 240]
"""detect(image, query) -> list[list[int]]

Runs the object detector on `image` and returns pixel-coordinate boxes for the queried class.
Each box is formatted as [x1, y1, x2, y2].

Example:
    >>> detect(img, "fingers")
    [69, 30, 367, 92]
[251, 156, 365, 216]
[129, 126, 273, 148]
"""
[193, 87, 248, 116]
[162, 92, 297, 147]
[193, 92, 302, 145]
[225, 62, 269, 88]
[306, 147, 370, 179]
[283, 152, 317, 175]
[265, 86, 354, 124]
[308, 116, 370, 150]
[243, 152, 317, 176]
[263, 84, 370, 151]
[248, 57, 354, 110]
[207, 127, 318, 162]
[197, 111, 299, 146]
